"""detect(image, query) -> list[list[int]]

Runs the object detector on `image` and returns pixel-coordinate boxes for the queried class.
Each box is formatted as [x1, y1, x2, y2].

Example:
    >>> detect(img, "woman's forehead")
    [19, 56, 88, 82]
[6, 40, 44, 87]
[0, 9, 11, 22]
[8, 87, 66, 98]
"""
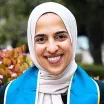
[35, 13, 68, 34]
[37, 12, 61, 22]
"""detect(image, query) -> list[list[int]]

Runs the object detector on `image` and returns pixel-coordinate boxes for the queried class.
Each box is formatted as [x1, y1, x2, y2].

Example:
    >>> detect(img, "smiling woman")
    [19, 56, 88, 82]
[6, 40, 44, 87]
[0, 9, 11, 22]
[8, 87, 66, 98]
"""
[0, 2, 104, 104]
[34, 13, 72, 75]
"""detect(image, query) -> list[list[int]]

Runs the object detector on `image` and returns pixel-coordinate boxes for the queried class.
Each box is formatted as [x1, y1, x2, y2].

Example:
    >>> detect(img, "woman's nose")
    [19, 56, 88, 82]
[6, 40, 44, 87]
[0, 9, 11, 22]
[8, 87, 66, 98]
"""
[46, 42, 58, 53]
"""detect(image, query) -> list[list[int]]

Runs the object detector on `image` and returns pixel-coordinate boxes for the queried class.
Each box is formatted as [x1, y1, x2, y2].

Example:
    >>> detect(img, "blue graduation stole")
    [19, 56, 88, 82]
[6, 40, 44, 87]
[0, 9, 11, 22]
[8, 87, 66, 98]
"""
[4, 65, 100, 104]
[4, 65, 39, 104]
[68, 66, 100, 104]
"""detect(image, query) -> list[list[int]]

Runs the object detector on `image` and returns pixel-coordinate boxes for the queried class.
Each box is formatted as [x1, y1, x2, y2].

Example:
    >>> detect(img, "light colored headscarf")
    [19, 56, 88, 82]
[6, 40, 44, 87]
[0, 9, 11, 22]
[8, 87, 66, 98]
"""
[27, 2, 77, 104]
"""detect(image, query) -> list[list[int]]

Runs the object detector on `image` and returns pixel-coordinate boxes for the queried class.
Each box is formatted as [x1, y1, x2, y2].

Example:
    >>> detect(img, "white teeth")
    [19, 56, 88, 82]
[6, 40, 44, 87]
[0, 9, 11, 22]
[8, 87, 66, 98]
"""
[48, 56, 61, 61]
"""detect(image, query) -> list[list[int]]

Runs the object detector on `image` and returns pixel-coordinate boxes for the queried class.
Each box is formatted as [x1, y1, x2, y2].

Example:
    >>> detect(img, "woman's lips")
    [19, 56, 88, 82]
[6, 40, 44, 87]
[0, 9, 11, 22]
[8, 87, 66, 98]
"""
[45, 55, 63, 64]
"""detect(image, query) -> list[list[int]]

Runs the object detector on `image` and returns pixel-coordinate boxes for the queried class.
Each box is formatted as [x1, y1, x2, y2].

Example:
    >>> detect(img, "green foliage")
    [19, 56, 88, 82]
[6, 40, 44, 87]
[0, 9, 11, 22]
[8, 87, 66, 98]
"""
[79, 63, 104, 80]
[0, 0, 64, 48]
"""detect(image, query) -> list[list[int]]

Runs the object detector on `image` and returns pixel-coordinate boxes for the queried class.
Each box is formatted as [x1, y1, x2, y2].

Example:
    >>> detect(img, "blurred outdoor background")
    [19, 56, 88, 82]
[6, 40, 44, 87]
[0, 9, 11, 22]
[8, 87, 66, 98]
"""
[0, 0, 104, 85]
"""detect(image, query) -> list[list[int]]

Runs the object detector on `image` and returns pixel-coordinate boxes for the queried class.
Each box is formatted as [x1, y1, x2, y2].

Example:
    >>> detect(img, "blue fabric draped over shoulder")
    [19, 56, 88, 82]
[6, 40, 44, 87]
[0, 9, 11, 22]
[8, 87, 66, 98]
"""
[5, 65, 39, 104]
[4, 66, 99, 104]
[70, 66, 99, 104]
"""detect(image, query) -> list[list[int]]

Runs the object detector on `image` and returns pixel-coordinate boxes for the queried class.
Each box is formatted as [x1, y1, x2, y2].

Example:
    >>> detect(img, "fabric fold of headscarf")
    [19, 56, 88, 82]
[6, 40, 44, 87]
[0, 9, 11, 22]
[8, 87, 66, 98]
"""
[27, 2, 77, 104]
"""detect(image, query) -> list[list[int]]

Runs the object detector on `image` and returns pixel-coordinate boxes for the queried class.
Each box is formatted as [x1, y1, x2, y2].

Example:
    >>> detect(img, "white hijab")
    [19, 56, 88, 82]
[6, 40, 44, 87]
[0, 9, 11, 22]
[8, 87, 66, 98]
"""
[27, 2, 77, 104]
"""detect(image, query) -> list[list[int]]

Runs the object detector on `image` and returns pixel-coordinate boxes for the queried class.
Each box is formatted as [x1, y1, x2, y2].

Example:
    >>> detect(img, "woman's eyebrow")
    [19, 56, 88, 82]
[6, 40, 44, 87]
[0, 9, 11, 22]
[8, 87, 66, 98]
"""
[55, 31, 68, 35]
[35, 34, 45, 38]
[35, 31, 68, 37]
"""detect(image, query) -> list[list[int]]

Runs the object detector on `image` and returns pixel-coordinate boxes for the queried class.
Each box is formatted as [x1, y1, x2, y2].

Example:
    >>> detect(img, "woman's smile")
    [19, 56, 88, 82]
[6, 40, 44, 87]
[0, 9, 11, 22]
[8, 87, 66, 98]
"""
[44, 54, 63, 64]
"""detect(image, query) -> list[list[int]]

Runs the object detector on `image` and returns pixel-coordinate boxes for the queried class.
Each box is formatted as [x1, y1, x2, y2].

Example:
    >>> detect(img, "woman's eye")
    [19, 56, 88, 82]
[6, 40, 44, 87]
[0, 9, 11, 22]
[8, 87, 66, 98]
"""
[56, 34, 67, 41]
[35, 37, 47, 44]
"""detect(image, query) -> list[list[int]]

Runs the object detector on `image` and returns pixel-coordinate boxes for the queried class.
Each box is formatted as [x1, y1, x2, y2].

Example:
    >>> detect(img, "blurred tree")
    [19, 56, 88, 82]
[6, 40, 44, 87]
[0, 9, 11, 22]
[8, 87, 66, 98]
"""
[0, 0, 63, 48]
[0, 0, 28, 48]
[64, 0, 104, 65]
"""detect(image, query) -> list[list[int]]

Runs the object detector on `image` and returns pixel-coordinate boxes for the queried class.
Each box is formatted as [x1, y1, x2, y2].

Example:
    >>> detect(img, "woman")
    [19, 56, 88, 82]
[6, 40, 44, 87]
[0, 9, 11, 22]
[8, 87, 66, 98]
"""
[0, 2, 104, 104]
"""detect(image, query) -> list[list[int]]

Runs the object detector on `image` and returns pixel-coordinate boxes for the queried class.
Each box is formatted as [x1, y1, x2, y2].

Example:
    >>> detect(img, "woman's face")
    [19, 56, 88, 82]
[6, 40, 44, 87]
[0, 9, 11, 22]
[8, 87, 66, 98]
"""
[34, 13, 72, 75]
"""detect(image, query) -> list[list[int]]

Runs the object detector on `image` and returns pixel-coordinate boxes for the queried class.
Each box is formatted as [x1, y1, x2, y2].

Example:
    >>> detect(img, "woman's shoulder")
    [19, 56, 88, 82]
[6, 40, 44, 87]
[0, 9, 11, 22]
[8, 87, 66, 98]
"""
[0, 83, 9, 104]
[61, 80, 104, 104]
[95, 80, 104, 104]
